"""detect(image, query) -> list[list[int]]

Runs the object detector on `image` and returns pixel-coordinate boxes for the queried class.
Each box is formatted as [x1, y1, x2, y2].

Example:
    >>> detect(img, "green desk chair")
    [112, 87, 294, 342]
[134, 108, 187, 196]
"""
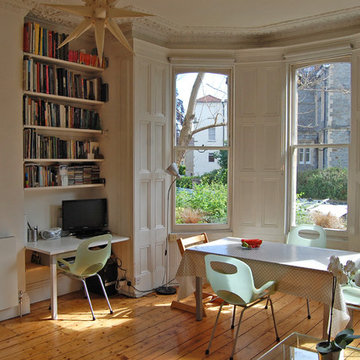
[57, 234, 113, 320]
[286, 224, 327, 319]
[204, 254, 279, 360]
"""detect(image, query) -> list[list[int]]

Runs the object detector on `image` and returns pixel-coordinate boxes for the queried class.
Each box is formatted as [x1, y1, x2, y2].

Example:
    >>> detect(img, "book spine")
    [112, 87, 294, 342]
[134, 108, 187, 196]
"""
[34, 23, 40, 55]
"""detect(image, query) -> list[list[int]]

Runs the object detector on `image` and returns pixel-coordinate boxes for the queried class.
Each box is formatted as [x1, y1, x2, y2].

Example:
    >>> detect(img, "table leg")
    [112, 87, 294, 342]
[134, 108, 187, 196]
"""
[195, 276, 203, 321]
[50, 255, 58, 320]
[323, 304, 329, 340]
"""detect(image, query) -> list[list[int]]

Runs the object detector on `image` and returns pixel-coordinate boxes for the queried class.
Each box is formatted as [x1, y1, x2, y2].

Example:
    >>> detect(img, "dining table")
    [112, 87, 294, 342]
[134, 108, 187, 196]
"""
[175, 237, 360, 338]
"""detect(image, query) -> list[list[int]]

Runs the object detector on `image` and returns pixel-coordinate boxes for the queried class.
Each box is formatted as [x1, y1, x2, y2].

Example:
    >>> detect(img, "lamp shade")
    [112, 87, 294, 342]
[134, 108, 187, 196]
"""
[165, 163, 181, 178]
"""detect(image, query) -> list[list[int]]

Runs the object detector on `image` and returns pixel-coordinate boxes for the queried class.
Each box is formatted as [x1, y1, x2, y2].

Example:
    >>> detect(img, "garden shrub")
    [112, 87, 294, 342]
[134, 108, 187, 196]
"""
[201, 168, 228, 185]
[176, 182, 227, 224]
[297, 167, 347, 201]
[311, 211, 345, 229]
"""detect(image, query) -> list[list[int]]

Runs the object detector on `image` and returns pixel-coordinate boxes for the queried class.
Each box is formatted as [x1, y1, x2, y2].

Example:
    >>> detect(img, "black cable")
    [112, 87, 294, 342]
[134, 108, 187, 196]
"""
[111, 253, 178, 294]
[129, 277, 177, 293]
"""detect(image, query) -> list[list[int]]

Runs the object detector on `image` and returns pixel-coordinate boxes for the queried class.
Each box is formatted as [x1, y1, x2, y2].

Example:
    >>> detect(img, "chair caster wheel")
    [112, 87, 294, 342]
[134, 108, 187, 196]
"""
[205, 349, 209, 355]
[276, 337, 280, 342]
[231, 325, 235, 329]
[230, 357, 233, 360]
[110, 310, 113, 314]
[307, 315, 311, 319]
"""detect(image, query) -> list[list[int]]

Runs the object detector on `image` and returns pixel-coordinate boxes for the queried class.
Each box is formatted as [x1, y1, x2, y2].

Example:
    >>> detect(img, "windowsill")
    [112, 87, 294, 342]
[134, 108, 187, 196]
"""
[325, 228, 348, 240]
[171, 229, 233, 242]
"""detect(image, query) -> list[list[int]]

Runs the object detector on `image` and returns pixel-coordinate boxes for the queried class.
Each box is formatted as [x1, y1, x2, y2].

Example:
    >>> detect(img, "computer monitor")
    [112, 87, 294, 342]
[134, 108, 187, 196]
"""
[62, 198, 108, 237]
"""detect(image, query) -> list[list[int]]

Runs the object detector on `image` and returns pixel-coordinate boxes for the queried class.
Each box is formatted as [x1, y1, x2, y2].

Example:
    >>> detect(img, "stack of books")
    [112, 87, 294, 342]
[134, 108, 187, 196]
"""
[24, 164, 101, 188]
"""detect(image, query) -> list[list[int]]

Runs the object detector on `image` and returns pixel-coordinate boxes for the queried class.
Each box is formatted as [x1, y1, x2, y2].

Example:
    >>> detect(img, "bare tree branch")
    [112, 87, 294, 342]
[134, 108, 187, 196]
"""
[191, 122, 226, 137]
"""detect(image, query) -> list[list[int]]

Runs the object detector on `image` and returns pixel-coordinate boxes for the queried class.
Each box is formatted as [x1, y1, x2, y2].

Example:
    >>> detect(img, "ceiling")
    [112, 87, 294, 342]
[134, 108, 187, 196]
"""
[9, 0, 360, 48]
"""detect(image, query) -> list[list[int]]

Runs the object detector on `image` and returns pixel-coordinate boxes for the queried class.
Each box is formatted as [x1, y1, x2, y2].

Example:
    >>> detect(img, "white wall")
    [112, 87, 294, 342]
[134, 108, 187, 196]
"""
[0, 6, 28, 318]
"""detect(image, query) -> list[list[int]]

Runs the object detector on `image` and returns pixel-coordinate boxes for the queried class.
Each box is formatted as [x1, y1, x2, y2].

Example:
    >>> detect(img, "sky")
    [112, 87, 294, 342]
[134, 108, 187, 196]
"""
[176, 72, 228, 109]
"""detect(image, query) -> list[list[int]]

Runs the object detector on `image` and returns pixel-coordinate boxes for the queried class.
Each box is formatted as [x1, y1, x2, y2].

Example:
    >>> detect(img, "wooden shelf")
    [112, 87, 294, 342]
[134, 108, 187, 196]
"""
[24, 91, 104, 106]
[24, 184, 104, 191]
[23, 52, 104, 74]
[23, 125, 102, 135]
[24, 158, 104, 164]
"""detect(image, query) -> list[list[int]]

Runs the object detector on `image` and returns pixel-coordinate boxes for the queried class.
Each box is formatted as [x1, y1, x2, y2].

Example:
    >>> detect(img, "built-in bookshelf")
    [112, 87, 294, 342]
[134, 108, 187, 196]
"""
[22, 23, 108, 190]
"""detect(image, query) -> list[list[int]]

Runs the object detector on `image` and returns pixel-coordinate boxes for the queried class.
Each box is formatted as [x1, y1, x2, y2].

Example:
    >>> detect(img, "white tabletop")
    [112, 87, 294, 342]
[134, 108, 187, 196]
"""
[189, 237, 360, 272]
[25, 234, 129, 256]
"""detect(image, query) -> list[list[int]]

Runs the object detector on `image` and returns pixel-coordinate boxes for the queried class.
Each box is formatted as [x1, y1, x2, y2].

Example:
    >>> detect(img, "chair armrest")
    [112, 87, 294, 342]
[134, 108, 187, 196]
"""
[255, 280, 277, 297]
[57, 257, 72, 271]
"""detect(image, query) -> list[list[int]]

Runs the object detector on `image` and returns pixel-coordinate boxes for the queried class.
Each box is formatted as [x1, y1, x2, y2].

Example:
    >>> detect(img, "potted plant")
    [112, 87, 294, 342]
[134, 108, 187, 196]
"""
[316, 328, 360, 359]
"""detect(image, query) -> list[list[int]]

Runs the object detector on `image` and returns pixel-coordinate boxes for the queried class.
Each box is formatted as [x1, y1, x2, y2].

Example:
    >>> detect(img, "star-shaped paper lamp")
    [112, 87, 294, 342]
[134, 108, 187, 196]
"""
[43, 0, 152, 62]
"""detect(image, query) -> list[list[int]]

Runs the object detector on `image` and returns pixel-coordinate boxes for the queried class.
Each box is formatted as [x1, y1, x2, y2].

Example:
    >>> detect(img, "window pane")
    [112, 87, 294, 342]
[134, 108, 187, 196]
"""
[175, 72, 228, 147]
[294, 63, 350, 230]
[175, 149, 228, 224]
[208, 127, 216, 141]
[296, 63, 351, 145]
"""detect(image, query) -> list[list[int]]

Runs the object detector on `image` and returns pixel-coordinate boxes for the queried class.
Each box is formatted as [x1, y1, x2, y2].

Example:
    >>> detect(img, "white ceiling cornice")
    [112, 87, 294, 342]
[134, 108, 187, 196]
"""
[0, 0, 34, 13]
[121, 4, 360, 49]
[5, 0, 360, 50]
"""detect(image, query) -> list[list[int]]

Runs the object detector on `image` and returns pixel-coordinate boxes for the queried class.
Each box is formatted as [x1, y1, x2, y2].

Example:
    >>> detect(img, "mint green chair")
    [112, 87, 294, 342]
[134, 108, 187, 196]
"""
[287, 224, 326, 248]
[341, 284, 360, 329]
[286, 224, 327, 319]
[57, 234, 113, 320]
[204, 254, 279, 360]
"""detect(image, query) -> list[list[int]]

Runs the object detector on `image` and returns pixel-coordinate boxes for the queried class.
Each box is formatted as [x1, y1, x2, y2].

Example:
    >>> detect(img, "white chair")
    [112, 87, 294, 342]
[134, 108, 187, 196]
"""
[341, 284, 360, 329]
[286, 224, 327, 319]
[204, 254, 279, 360]
[287, 224, 326, 248]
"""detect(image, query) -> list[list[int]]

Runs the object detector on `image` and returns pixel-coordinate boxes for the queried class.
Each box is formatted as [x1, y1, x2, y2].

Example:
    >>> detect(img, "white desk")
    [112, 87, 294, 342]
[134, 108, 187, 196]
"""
[25, 234, 129, 319]
[175, 237, 360, 338]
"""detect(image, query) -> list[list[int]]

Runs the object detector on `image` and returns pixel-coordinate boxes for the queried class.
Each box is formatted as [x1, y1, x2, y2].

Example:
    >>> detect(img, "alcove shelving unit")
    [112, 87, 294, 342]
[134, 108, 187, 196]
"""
[22, 51, 107, 191]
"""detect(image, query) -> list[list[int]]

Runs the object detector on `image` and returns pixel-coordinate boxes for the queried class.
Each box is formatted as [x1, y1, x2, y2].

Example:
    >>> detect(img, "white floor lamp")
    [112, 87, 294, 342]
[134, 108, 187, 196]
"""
[156, 163, 181, 295]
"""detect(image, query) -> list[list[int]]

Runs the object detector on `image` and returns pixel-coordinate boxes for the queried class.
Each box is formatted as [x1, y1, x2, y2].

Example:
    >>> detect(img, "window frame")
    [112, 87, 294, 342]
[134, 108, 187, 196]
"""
[171, 66, 233, 232]
[288, 58, 351, 238]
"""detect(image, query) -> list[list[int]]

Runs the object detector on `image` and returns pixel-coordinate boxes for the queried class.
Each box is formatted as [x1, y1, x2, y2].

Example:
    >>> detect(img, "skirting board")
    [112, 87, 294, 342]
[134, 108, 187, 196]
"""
[0, 292, 30, 321]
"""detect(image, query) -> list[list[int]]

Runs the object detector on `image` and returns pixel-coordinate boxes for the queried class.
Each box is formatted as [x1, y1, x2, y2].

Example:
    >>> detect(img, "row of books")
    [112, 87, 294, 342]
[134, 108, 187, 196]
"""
[23, 95, 101, 130]
[23, 59, 103, 101]
[23, 22, 105, 68]
[24, 129, 100, 160]
[24, 164, 101, 188]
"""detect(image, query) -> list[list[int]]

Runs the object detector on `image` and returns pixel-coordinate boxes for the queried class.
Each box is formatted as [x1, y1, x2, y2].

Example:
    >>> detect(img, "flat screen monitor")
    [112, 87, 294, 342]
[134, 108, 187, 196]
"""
[62, 198, 108, 236]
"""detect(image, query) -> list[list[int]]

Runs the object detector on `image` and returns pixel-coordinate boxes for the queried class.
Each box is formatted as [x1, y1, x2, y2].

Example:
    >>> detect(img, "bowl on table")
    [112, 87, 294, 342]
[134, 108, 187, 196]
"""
[241, 239, 262, 249]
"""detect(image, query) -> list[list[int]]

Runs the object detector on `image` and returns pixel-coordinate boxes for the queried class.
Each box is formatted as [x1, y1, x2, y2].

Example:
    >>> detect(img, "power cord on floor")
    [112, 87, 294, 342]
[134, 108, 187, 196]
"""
[109, 254, 175, 293]
[111, 253, 177, 294]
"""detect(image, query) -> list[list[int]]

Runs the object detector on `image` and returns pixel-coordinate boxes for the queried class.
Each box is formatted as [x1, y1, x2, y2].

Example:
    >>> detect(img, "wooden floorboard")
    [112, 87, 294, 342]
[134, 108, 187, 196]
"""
[0, 288, 359, 360]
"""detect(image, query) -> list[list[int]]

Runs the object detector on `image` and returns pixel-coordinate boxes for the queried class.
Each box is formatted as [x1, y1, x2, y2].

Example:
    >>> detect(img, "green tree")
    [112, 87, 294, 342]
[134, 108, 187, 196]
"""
[213, 148, 228, 169]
